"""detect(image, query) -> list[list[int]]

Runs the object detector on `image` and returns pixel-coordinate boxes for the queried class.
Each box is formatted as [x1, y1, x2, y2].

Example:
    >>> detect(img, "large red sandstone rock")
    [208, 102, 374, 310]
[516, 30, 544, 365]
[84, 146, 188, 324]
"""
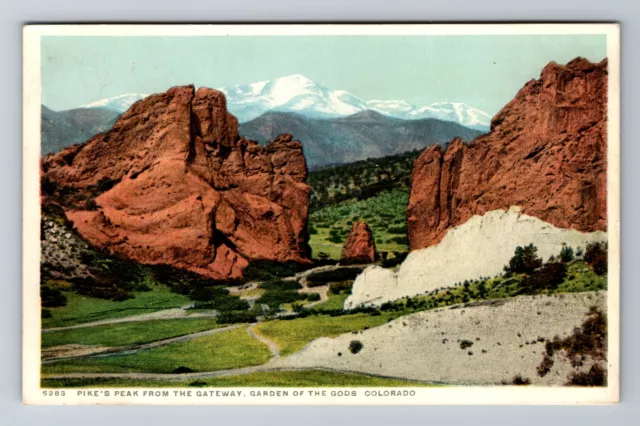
[340, 220, 377, 265]
[42, 85, 311, 281]
[408, 58, 608, 250]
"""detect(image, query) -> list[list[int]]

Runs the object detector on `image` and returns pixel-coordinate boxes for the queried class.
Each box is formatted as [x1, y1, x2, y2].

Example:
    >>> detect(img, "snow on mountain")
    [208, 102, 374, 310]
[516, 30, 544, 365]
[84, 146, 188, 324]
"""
[74, 75, 491, 130]
[79, 93, 149, 113]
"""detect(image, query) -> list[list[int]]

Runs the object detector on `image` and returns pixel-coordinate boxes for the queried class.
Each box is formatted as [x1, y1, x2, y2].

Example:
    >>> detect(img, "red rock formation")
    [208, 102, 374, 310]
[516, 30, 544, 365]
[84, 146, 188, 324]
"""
[408, 57, 608, 250]
[340, 220, 377, 265]
[42, 85, 311, 281]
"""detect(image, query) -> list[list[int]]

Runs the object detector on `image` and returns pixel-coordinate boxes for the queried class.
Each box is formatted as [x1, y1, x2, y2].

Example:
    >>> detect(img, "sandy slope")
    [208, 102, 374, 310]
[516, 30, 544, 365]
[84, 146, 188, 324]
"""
[346, 207, 607, 308]
[275, 291, 607, 386]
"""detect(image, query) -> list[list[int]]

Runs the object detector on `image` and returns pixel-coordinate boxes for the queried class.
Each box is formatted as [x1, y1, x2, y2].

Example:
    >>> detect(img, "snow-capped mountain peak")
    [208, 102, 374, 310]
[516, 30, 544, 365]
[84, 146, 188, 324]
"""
[73, 77, 491, 130]
[79, 93, 149, 112]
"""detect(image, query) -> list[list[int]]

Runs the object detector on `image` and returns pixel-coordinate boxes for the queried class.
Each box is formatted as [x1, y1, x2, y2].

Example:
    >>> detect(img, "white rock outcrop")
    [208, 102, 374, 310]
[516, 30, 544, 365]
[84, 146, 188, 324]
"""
[345, 207, 607, 308]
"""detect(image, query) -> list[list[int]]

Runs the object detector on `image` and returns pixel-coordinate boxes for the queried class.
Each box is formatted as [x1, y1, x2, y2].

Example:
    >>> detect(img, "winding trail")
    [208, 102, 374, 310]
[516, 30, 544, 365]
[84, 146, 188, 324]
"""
[246, 323, 280, 359]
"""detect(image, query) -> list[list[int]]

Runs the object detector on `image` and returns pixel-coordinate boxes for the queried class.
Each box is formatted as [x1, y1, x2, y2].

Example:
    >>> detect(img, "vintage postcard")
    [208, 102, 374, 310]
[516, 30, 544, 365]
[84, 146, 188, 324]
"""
[23, 24, 620, 405]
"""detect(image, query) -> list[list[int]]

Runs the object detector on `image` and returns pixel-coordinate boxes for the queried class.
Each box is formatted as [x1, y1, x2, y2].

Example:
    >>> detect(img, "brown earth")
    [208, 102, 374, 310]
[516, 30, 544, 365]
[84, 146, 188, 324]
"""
[42, 85, 311, 281]
[408, 58, 608, 250]
[340, 220, 377, 265]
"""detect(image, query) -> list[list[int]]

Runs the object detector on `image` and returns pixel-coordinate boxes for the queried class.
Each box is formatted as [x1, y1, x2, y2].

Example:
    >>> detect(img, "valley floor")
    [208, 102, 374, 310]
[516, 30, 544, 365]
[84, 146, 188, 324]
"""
[41, 284, 608, 387]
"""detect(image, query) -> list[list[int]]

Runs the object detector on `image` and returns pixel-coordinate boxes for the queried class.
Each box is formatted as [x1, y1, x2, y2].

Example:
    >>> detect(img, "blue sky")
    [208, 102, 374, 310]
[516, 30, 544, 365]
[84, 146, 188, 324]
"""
[41, 34, 607, 115]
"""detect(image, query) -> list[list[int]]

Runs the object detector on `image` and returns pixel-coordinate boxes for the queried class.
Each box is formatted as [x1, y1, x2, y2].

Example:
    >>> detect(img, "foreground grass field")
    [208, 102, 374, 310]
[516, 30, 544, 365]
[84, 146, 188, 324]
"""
[42, 327, 271, 374]
[42, 370, 437, 388]
[309, 189, 409, 259]
[255, 312, 396, 357]
[42, 284, 190, 329]
[42, 318, 222, 348]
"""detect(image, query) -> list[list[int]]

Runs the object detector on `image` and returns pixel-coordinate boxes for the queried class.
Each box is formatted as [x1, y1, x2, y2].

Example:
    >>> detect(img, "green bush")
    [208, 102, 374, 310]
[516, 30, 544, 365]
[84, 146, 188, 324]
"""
[520, 262, 567, 294]
[387, 225, 406, 234]
[506, 244, 543, 274]
[40, 285, 67, 308]
[307, 267, 363, 287]
[306, 293, 321, 302]
[560, 246, 575, 263]
[329, 281, 354, 295]
[349, 340, 364, 354]
[216, 311, 258, 324]
[259, 279, 302, 291]
[242, 260, 308, 281]
[257, 289, 306, 309]
[584, 242, 607, 276]
[389, 236, 408, 245]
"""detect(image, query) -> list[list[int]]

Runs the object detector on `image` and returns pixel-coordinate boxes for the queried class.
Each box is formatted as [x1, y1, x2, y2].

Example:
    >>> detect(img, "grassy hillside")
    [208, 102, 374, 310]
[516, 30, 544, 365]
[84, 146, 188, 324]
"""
[309, 189, 410, 259]
[308, 149, 419, 211]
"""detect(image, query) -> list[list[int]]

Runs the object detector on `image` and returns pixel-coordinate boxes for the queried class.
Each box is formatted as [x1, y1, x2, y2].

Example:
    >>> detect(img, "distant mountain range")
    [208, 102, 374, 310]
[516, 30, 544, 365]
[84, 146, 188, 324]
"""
[41, 106, 120, 155]
[41, 75, 489, 164]
[240, 110, 483, 168]
[66, 74, 492, 130]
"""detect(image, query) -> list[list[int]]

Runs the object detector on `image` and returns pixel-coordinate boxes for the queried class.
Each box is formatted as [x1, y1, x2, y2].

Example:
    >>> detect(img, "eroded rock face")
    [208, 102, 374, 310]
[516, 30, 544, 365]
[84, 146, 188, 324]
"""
[408, 58, 608, 250]
[42, 85, 311, 281]
[340, 220, 377, 265]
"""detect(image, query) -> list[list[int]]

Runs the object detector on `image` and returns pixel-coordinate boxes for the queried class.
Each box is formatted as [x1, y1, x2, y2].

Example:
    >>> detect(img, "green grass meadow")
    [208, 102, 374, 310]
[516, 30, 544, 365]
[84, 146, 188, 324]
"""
[42, 318, 223, 348]
[42, 284, 190, 329]
[42, 327, 271, 375]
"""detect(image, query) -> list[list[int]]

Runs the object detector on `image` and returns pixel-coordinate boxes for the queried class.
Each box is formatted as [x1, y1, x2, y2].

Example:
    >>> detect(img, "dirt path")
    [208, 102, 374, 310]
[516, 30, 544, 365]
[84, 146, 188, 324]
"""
[43, 305, 219, 333]
[246, 324, 280, 359]
[42, 324, 241, 363]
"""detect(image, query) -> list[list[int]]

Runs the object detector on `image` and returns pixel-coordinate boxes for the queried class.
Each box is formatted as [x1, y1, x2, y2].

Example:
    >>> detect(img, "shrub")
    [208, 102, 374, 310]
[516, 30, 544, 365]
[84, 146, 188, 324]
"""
[567, 364, 607, 386]
[188, 380, 207, 387]
[537, 306, 607, 386]
[329, 281, 354, 295]
[307, 267, 363, 287]
[257, 289, 306, 309]
[216, 311, 258, 324]
[520, 262, 567, 294]
[380, 251, 408, 268]
[349, 340, 364, 354]
[308, 224, 318, 235]
[41, 309, 52, 319]
[390, 236, 409, 245]
[84, 197, 98, 211]
[559, 245, 575, 263]
[584, 242, 607, 275]
[259, 279, 302, 291]
[242, 260, 308, 281]
[459, 339, 474, 350]
[506, 244, 542, 274]
[306, 293, 321, 302]
[40, 285, 67, 308]
[172, 366, 194, 374]
[387, 225, 406, 234]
